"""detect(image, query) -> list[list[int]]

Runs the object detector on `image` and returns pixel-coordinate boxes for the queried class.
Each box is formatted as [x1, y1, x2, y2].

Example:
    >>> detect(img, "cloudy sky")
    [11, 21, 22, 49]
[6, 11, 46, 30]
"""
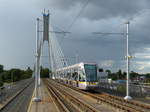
[0, 0, 150, 73]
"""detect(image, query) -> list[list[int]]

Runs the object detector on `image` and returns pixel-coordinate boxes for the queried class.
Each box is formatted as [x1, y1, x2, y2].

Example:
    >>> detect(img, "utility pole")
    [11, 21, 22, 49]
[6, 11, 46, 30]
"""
[93, 21, 132, 100]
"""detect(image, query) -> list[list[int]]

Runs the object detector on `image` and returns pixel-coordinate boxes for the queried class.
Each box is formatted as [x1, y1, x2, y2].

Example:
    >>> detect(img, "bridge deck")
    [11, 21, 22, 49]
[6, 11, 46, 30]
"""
[28, 81, 59, 112]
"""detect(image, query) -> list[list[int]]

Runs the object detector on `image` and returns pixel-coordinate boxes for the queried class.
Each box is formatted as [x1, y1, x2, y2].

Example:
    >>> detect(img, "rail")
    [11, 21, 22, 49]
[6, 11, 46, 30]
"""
[43, 79, 100, 112]
[53, 79, 150, 112]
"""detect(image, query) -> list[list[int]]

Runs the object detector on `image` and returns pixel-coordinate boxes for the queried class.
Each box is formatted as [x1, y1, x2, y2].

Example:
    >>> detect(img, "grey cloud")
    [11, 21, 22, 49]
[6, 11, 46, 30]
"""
[83, 0, 146, 20]
[43, 0, 148, 20]
[1, 0, 150, 73]
[40, 0, 79, 10]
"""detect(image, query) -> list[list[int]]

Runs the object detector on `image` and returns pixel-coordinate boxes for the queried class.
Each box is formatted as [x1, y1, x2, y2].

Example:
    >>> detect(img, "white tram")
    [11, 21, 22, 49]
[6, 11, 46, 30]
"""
[55, 62, 98, 90]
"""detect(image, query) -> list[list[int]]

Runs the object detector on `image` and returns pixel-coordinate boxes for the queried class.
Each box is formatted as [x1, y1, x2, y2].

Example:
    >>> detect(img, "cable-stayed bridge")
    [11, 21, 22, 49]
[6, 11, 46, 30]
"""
[0, 11, 150, 112]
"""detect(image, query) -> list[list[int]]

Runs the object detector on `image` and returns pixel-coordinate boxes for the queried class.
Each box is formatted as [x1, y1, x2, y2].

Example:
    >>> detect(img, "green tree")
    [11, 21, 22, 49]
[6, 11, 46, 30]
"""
[2, 71, 11, 82]
[122, 72, 126, 79]
[109, 69, 122, 80]
[0, 73, 4, 87]
[146, 73, 150, 78]
[10, 69, 22, 82]
[105, 69, 111, 75]
[116, 69, 122, 79]
[0, 64, 33, 84]
[0, 64, 4, 86]
[21, 67, 33, 79]
[40, 67, 49, 78]
[0, 81, 3, 87]
[130, 71, 139, 80]
[110, 73, 118, 80]
[0, 64, 4, 73]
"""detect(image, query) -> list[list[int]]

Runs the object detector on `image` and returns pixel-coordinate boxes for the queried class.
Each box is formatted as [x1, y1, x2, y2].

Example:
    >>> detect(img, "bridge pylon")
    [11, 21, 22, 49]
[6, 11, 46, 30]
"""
[33, 10, 53, 102]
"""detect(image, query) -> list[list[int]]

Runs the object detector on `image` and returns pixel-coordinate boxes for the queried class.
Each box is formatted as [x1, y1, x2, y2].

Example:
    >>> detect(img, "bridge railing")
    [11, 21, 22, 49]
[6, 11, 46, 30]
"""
[98, 82, 150, 98]
[0, 78, 34, 104]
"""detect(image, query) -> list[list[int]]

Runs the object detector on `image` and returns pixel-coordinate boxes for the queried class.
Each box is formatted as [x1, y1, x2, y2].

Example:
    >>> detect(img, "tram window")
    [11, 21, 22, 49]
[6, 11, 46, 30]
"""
[99, 68, 103, 72]
[72, 72, 78, 80]
[84, 64, 97, 82]
[79, 71, 86, 82]
[74, 75, 78, 81]
[67, 72, 71, 79]
[79, 75, 81, 80]
[79, 77, 85, 81]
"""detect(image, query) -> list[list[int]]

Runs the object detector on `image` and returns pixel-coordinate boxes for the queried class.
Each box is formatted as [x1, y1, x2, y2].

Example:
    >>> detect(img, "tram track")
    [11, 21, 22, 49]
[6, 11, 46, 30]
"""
[44, 79, 101, 112]
[98, 93, 150, 111]
[95, 93, 149, 112]
[49, 79, 150, 112]
[44, 80, 73, 112]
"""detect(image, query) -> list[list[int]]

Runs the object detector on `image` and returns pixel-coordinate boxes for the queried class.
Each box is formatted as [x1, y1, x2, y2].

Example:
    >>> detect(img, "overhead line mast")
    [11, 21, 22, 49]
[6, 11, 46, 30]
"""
[93, 21, 132, 100]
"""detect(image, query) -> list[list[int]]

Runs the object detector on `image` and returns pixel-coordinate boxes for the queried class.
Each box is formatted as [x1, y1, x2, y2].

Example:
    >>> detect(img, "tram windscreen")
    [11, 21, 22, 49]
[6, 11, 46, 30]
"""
[84, 64, 97, 82]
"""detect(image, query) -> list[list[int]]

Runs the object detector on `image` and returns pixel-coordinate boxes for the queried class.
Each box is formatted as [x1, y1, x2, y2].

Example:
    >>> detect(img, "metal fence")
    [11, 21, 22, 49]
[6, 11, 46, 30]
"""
[98, 82, 150, 98]
[0, 78, 34, 104]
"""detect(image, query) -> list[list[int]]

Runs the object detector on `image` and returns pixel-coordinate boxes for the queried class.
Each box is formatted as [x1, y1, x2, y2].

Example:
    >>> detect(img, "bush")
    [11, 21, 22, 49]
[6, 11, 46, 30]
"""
[0, 81, 3, 87]
[117, 85, 126, 92]
[40, 68, 50, 78]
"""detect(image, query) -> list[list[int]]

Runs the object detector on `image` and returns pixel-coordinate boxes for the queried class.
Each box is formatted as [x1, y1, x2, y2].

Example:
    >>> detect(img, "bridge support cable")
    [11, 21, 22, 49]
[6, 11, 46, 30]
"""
[51, 37, 63, 70]
[49, 29, 69, 78]
[50, 30, 68, 68]
[50, 33, 61, 69]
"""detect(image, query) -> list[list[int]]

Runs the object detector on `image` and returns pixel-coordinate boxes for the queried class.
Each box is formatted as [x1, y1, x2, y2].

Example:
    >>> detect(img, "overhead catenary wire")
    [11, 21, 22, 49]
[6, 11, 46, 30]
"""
[66, 0, 91, 32]
[51, 36, 64, 69]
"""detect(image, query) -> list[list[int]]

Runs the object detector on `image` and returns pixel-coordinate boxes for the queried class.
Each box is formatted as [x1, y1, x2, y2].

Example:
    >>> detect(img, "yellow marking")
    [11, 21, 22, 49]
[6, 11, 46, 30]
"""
[79, 81, 86, 84]
[27, 88, 35, 112]
[87, 82, 97, 85]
